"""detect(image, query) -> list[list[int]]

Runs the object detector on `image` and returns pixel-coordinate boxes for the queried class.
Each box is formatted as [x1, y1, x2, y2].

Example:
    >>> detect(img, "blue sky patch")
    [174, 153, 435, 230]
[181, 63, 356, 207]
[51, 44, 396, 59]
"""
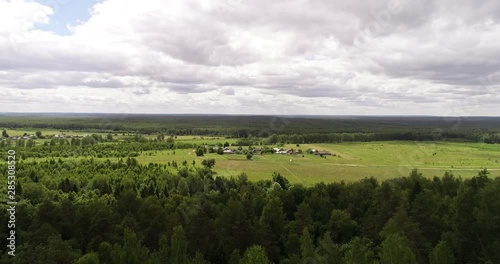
[34, 0, 103, 35]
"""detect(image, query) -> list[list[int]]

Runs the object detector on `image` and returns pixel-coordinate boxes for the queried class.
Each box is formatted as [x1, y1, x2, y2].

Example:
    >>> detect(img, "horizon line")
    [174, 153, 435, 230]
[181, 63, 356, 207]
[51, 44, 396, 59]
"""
[1, 112, 500, 118]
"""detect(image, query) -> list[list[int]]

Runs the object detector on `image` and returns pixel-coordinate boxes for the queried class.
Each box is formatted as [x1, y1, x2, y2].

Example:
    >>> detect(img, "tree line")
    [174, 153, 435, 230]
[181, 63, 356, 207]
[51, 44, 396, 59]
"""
[266, 131, 500, 144]
[2, 115, 500, 140]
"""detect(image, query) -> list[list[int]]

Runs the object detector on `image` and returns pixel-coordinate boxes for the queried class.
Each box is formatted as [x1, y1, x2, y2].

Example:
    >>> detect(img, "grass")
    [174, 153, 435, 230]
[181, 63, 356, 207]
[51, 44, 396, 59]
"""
[13, 127, 499, 185]
[133, 141, 500, 185]
[2, 129, 84, 137]
[169, 136, 238, 145]
[1, 129, 117, 139]
[3, 129, 242, 145]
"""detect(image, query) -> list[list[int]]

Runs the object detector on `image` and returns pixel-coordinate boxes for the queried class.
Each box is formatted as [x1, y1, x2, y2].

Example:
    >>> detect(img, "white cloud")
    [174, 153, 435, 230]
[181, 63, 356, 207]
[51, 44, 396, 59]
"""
[0, 0, 499, 115]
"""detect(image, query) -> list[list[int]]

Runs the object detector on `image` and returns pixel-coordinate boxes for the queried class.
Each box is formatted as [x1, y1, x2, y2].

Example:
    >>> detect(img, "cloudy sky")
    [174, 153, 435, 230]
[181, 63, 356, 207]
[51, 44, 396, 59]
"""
[0, 0, 499, 115]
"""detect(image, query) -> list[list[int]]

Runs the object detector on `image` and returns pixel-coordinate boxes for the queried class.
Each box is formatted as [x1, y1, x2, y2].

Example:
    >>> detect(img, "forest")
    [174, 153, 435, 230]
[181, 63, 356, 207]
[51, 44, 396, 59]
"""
[1, 114, 499, 143]
[1, 114, 499, 263]
[1, 157, 499, 263]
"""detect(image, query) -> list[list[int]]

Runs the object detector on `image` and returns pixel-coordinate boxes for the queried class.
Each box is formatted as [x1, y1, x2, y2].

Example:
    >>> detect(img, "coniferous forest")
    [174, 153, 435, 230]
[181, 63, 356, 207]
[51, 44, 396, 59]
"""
[1, 158, 499, 263]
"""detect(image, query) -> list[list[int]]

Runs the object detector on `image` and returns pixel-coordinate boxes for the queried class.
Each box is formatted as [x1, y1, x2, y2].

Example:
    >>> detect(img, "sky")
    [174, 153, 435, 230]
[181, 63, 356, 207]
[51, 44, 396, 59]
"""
[0, 0, 499, 115]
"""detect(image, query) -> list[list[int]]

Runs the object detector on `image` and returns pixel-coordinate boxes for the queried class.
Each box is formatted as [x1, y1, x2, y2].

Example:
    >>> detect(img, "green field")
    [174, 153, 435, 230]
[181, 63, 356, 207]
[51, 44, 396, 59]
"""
[6, 127, 500, 185]
[2, 129, 84, 137]
[131, 141, 500, 185]
[3, 129, 239, 144]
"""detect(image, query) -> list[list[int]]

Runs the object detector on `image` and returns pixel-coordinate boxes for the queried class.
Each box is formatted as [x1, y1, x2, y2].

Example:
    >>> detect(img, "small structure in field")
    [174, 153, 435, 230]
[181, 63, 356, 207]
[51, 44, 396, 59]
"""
[223, 147, 235, 154]
[287, 149, 300, 155]
[252, 147, 263, 154]
[274, 148, 288, 154]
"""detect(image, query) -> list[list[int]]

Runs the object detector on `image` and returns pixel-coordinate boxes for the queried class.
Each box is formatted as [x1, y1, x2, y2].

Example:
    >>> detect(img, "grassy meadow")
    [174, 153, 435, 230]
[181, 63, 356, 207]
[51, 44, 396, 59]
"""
[5, 128, 500, 185]
[133, 141, 500, 185]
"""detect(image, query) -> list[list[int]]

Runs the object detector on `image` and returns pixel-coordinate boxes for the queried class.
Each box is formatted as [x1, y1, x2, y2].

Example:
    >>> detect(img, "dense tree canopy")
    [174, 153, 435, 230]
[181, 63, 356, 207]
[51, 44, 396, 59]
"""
[1, 154, 499, 263]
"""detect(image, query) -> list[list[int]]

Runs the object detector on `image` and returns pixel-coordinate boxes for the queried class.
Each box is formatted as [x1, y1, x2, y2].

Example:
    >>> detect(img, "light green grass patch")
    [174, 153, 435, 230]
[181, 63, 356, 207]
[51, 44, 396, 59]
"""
[20, 140, 500, 186]
[138, 141, 500, 185]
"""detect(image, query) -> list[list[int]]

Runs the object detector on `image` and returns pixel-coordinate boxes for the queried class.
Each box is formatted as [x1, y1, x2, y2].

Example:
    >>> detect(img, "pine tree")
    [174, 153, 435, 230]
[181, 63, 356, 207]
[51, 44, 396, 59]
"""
[241, 245, 270, 264]
[170, 226, 188, 264]
[380, 233, 417, 264]
[430, 240, 455, 264]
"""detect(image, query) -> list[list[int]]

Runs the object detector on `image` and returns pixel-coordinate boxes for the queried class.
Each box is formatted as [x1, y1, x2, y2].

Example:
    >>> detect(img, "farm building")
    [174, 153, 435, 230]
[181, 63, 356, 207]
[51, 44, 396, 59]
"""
[223, 147, 236, 154]
[287, 149, 300, 155]
[274, 148, 288, 154]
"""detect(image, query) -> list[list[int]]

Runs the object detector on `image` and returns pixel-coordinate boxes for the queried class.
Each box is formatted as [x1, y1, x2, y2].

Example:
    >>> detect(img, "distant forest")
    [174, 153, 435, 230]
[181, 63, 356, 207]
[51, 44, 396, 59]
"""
[1, 114, 500, 143]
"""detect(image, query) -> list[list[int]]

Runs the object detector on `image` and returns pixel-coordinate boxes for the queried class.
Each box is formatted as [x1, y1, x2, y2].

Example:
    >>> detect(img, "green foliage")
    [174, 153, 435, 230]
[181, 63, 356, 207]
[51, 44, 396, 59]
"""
[196, 147, 205, 157]
[342, 237, 377, 264]
[201, 158, 215, 168]
[259, 196, 286, 262]
[98, 242, 113, 264]
[111, 229, 150, 264]
[430, 240, 455, 264]
[272, 172, 289, 190]
[314, 231, 342, 264]
[17, 234, 81, 264]
[2, 115, 499, 142]
[151, 235, 169, 264]
[328, 209, 357, 244]
[217, 147, 224, 155]
[241, 245, 271, 264]
[170, 226, 188, 264]
[300, 228, 315, 262]
[189, 251, 207, 264]
[75, 252, 100, 264]
[178, 179, 190, 195]
[228, 249, 241, 264]
[380, 233, 417, 264]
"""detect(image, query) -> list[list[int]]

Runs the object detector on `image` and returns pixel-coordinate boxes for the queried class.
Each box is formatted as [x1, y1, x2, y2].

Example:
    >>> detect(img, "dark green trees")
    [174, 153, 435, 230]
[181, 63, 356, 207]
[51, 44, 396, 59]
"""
[342, 237, 377, 264]
[217, 147, 224, 155]
[379, 233, 417, 264]
[196, 147, 205, 156]
[170, 226, 188, 264]
[2, 156, 499, 264]
[201, 158, 216, 168]
[430, 240, 455, 264]
[259, 196, 286, 262]
[111, 229, 150, 263]
[328, 209, 357, 244]
[241, 245, 271, 264]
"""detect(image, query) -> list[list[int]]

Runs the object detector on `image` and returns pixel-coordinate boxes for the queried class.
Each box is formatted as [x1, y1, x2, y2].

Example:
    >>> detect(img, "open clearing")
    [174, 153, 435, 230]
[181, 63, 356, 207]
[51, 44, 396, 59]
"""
[12, 127, 499, 185]
[5, 127, 500, 185]
[133, 141, 500, 185]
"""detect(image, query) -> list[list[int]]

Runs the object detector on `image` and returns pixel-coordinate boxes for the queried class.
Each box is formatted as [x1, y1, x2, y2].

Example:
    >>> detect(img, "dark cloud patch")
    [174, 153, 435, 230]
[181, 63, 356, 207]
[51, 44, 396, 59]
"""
[167, 83, 213, 94]
[220, 87, 235, 95]
[137, 9, 258, 66]
[83, 79, 124, 88]
[373, 55, 500, 86]
[132, 88, 151, 95]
